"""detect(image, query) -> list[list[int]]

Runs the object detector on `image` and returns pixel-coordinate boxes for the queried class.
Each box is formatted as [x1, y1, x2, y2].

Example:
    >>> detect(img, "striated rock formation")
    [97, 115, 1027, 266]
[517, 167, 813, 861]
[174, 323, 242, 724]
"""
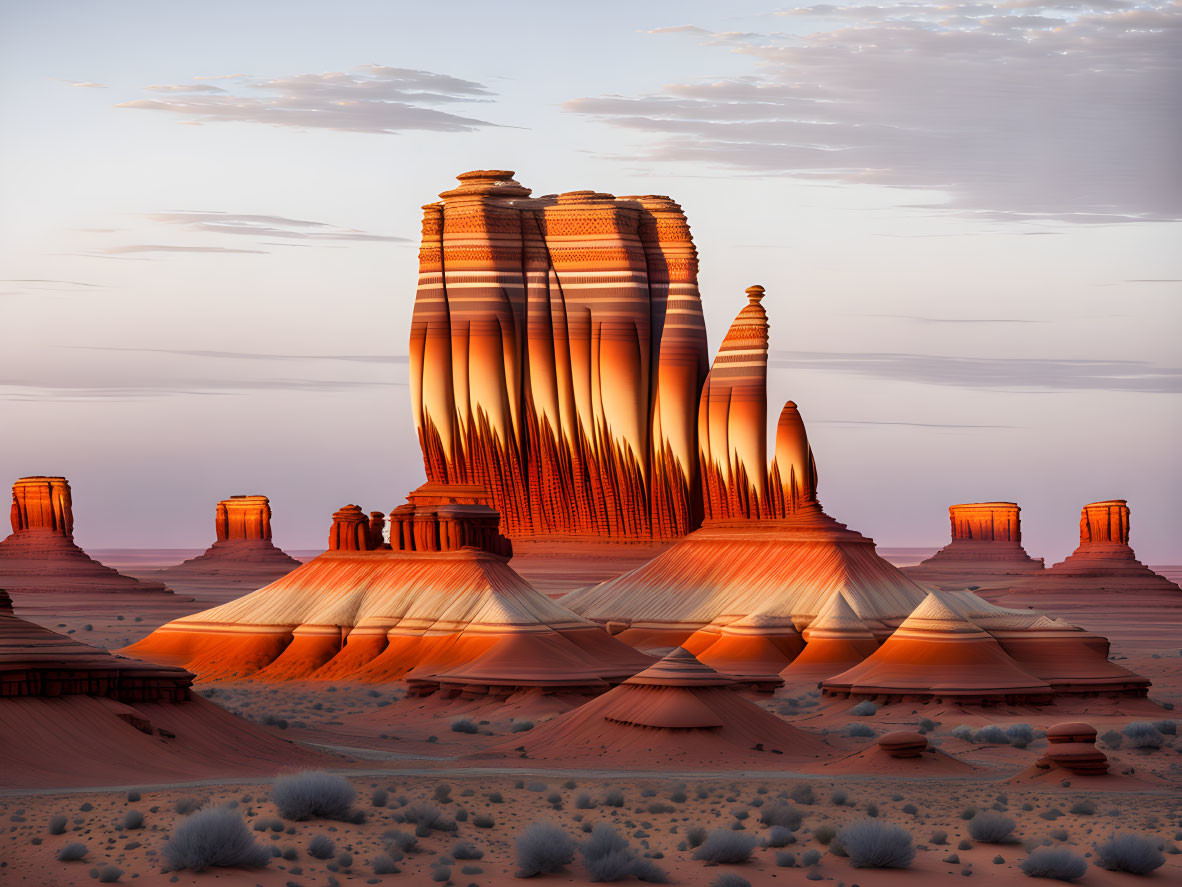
[823, 727, 975, 776]
[478, 647, 829, 768]
[878, 731, 928, 758]
[902, 502, 1044, 589]
[821, 590, 1148, 703]
[411, 171, 710, 541]
[154, 496, 302, 598]
[1002, 500, 1179, 597]
[779, 591, 880, 686]
[125, 484, 651, 693]
[563, 288, 930, 649]
[1041, 722, 1109, 775]
[0, 476, 177, 601]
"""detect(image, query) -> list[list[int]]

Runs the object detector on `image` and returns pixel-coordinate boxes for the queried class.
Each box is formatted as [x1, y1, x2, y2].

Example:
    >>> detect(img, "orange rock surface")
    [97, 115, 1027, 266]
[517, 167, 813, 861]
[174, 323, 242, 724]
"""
[155, 495, 301, 589]
[480, 647, 829, 768]
[779, 591, 881, 685]
[411, 171, 709, 541]
[125, 486, 651, 692]
[563, 289, 930, 653]
[0, 476, 176, 600]
[902, 502, 1045, 589]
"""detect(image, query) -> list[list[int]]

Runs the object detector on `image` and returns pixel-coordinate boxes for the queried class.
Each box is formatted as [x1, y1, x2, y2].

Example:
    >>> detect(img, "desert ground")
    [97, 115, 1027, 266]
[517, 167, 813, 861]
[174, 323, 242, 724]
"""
[2, 547, 1180, 887]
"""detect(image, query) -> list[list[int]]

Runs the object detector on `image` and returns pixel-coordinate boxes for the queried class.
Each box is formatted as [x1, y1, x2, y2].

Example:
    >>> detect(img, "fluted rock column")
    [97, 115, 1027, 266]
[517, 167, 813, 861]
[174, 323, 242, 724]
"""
[10, 477, 73, 537]
[329, 505, 373, 551]
[1079, 500, 1131, 551]
[950, 502, 1022, 544]
[215, 495, 272, 542]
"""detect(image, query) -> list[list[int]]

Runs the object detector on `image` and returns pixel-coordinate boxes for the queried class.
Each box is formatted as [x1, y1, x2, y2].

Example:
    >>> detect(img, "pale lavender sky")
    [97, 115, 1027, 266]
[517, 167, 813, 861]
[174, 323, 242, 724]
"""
[1, 1, 1179, 562]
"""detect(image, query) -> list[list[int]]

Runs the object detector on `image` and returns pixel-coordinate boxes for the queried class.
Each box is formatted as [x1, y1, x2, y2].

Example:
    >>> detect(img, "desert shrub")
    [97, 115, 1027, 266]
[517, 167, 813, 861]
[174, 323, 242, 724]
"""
[252, 816, 283, 832]
[510, 720, 535, 732]
[372, 853, 400, 874]
[1153, 720, 1176, 735]
[1095, 834, 1165, 875]
[48, 815, 67, 835]
[830, 789, 848, 805]
[126, 791, 140, 803]
[602, 789, 625, 807]
[1123, 723, 1163, 749]
[451, 718, 479, 734]
[431, 864, 451, 881]
[847, 723, 875, 738]
[969, 812, 1016, 843]
[776, 851, 796, 867]
[919, 717, 938, 732]
[308, 834, 335, 859]
[813, 825, 837, 845]
[1040, 808, 1064, 821]
[952, 725, 974, 741]
[974, 725, 1009, 744]
[790, 784, 816, 805]
[404, 802, 455, 835]
[759, 803, 802, 830]
[686, 827, 707, 848]
[764, 826, 794, 847]
[801, 848, 821, 866]
[838, 820, 915, 869]
[271, 771, 356, 821]
[433, 783, 452, 803]
[1007, 724, 1035, 748]
[56, 842, 87, 861]
[1069, 801, 1094, 815]
[1099, 729, 1123, 749]
[1019, 848, 1087, 881]
[579, 824, 667, 882]
[851, 700, 878, 717]
[575, 792, 596, 810]
[173, 797, 204, 815]
[384, 830, 417, 852]
[473, 814, 495, 829]
[122, 811, 143, 830]
[487, 791, 504, 803]
[97, 865, 122, 882]
[865, 802, 879, 818]
[931, 830, 948, 845]
[710, 875, 750, 887]
[453, 841, 484, 860]
[692, 830, 758, 864]
[647, 802, 674, 814]
[515, 821, 576, 877]
[371, 789, 388, 807]
[162, 809, 270, 872]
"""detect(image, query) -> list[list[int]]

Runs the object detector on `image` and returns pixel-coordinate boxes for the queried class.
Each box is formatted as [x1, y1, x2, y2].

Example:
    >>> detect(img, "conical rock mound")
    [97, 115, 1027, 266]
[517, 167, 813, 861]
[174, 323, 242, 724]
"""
[780, 591, 880, 685]
[476, 647, 830, 768]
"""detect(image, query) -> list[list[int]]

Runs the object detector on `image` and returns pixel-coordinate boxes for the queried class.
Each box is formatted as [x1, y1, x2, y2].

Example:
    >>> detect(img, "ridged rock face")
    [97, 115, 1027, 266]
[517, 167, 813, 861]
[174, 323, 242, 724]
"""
[902, 502, 1044, 588]
[125, 484, 651, 693]
[329, 505, 377, 551]
[10, 476, 73, 537]
[411, 171, 709, 541]
[1002, 499, 1180, 596]
[156, 495, 301, 588]
[0, 590, 190, 702]
[478, 647, 830, 767]
[0, 476, 174, 599]
[215, 495, 272, 541]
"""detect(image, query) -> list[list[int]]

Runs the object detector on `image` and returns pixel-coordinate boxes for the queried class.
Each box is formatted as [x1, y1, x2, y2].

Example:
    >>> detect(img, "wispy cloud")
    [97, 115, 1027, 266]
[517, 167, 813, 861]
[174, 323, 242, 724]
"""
[567, 1, 1181, 223]
[65, 347, 408, 364]
[0, 377, 404, 402]
[855, 314, 1047, 325]
[770, 351, 1182, 394]
[116, 64, 501, 134]
[141, 211, 407, 243]
[55, 79, 107, 88]
[101, 244, 267, 255]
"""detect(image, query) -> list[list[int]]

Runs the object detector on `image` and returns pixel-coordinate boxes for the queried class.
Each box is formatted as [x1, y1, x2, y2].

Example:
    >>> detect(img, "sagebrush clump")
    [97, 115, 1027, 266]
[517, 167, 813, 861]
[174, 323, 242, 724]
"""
[161, 809, 270, 873]
[838, 820, 915, 869]
[271, 771, 357, 822]
[515, 821, 575, 877]
[692, 830, 758, 864]
[1095, 834, 1165, 875]
[1020, 848, 1087, 881]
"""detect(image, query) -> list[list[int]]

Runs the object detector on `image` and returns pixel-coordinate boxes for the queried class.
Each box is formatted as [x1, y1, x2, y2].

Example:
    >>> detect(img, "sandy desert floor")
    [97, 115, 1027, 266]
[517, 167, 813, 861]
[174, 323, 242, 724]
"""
[4, 549, 1181, 886]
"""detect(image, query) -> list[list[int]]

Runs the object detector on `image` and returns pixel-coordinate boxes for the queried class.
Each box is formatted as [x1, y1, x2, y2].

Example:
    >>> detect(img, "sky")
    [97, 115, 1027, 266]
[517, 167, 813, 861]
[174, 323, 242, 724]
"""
[0, 0, 1178, 562]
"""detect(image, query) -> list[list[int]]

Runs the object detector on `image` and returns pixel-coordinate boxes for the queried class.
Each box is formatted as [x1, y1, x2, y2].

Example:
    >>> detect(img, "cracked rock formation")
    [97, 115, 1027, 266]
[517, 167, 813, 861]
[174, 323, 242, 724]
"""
[902, 502, 1044, 589]
[563, 288, 930, 652]
[0, 476, 175, 601]
[411, 171, 710, 541]
[154, 496, 302, 595]
[125, 484, 651, 693]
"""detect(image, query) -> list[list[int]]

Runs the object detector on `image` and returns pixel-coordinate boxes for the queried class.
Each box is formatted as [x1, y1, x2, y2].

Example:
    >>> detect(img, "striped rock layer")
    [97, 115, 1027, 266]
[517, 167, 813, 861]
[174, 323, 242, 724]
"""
[411, 171, 709, 541]
[820, 590, 1148, 703]
[0, 476, 173, 598]
[1006, 500, 1180, 597]
[0, 590, 190, 702]
[903, 502, 1045, 589]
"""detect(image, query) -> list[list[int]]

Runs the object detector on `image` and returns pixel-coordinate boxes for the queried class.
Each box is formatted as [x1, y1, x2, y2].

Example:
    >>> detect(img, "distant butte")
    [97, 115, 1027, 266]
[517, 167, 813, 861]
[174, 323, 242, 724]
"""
[0, 476, 184, 609]
[902, 501, 1045, 590]
[152, 495, 301, 600]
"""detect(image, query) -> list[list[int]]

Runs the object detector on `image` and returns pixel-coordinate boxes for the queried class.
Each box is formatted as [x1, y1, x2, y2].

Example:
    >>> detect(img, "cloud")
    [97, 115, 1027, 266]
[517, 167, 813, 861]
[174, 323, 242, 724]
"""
[770, 350, 1182, 394]
[141, 211, 408, 243]
[65, 347, 408, 364]
[101, 244, 267, 255]
[56, 79, 107, 88]
[116, 64, 501, 134]
[3, 279, 102, 289]
[566, 1, 1181, 223]
[0, 377, 404, 402]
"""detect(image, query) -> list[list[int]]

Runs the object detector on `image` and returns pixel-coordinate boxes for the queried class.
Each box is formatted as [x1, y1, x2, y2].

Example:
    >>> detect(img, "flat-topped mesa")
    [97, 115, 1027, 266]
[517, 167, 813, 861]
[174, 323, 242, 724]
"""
[902, 502, 1044, 589]
[10, 476, 73, 537]
[389, 484, 513, 558]
[412, 169, 709, 541]
[998, 499, 1180, 599]
[698, 287, 821, 522]
[215, 495, 271, 541]
[0, 476, 178, 601]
